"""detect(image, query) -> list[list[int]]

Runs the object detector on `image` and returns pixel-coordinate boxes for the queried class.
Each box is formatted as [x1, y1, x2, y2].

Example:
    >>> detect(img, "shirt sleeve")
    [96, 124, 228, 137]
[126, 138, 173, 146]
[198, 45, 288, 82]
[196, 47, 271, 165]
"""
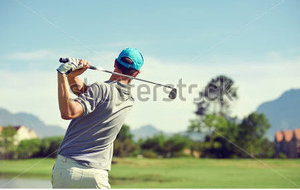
[75, 82, 106, 116]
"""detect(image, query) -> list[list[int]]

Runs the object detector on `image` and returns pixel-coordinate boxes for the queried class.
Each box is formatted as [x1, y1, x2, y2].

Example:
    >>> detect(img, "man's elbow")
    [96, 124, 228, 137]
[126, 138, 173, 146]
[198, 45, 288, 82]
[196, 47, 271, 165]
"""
[59, 102, 83, 120]
[60, 113, 75, 120]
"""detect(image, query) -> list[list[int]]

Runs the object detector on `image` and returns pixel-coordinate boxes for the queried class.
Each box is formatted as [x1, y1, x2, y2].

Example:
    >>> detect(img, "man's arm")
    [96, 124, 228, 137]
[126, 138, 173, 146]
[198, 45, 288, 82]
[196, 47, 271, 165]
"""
[58, 73, 83, 120]
[68, 75, 88, 96]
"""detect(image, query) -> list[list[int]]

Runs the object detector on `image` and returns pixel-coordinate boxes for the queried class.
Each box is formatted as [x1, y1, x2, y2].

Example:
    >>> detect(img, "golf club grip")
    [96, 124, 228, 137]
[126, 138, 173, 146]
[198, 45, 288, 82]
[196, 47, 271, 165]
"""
[89, 66, 97, 70]
[59, 57, 98, 70]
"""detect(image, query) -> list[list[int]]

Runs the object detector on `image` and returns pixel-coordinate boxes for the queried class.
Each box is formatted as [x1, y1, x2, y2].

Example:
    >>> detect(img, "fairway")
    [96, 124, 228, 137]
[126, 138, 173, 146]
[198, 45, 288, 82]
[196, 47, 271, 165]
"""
[0, 158, 300, 188]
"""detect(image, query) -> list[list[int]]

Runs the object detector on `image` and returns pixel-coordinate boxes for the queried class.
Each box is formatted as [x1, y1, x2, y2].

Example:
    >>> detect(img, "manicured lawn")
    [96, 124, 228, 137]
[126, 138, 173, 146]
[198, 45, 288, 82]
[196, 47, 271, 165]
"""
[0, 158, 300, 188]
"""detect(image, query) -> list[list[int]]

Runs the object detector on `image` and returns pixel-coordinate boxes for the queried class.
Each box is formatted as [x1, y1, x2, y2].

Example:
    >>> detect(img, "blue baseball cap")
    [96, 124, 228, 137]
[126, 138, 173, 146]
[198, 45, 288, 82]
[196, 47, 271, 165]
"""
[117, 48, 144, 70]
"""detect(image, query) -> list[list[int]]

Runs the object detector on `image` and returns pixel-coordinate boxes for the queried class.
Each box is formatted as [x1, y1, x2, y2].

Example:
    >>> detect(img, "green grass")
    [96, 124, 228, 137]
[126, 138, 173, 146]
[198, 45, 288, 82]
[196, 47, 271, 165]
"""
[1, 158, 300, 188]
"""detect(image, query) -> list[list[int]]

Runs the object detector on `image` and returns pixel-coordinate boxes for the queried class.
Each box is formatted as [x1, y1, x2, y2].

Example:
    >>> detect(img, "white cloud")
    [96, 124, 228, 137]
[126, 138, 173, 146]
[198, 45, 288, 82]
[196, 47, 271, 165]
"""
[0, 50, 299, 133]
[122, 56, 300, 132]
[3, 50, 58, 61]
[0, 70, 70, 128]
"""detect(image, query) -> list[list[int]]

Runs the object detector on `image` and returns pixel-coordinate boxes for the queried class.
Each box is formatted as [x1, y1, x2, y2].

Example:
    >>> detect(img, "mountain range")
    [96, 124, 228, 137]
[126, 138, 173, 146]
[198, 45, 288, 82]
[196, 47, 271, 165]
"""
[131, 124, 204, 141]
[256, 88, 300, 139]
[0, 88, 299, 140]
[0, 108, 65, 138]
[133, 88, 300, 140]
[131, 125, 165, 140]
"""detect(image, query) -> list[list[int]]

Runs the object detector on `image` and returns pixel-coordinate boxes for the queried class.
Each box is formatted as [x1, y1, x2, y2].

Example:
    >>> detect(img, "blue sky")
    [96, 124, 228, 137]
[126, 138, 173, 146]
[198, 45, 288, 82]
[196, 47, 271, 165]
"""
[0, 0, 299, 131]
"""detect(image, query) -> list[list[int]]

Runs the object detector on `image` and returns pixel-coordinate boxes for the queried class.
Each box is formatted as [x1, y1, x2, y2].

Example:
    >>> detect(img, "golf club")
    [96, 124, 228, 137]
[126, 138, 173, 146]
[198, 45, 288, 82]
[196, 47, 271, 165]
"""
[59, 58, 177, 99]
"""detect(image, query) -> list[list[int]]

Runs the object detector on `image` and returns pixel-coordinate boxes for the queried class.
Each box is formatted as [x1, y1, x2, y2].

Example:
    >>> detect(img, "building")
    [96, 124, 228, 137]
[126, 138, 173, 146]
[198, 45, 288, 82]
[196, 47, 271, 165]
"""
[275, 129, 300, 158]
[0, 125, 38, 145]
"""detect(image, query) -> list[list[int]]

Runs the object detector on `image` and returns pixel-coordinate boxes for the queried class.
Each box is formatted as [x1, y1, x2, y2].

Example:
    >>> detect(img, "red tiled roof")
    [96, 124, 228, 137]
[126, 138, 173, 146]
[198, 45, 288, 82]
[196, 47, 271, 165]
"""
[294, 129, 300, 140]
[275, 131, 283, 142]
[283, 130, 294, 142]
[13, 126, 22, 131]
[275, 129, 300, 142]
[0, 125, 23, 131]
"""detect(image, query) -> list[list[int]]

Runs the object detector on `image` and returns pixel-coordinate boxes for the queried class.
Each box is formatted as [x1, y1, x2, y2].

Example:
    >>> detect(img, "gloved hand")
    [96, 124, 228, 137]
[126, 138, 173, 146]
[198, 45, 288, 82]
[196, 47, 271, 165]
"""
[57, 58, 83, 74]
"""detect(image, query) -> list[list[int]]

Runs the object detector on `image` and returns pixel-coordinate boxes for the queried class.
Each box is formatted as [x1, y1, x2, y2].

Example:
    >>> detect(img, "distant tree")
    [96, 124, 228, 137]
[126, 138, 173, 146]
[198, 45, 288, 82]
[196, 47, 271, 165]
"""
[17, 139, 42, 159]
[0, 126, 17, 159]
[114, 124, 137, 157]
[187, 119, 204, 133]
[163, 134, 190, 157]
[114, 138, 138, 157]
[195, 100, 209, 117]
[204, 114, 238, 139]
[189, 75, 274, 158]
[188, 114, 237, 141]
[260, 138, 274, 158]
[196, 75, 238, 116]
[141, 150, 158, 158]
[201, 114, 239, 158]
[187, 118, 210, 157]
[140, 133, 193, 158]
[188, 75, 240, 158]
[236, 113, 271, 158]
[38, 136, 64, 158]
[140, 134, 166, 157]
[188, 113, 272, 158]
[116, 124, 133, 141]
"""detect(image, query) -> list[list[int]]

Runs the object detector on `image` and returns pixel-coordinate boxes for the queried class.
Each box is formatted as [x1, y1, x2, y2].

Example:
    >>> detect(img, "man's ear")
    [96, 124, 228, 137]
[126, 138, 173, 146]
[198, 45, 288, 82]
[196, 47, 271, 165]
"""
[132, 70, 140, 78]
[114, 59, 117, 68]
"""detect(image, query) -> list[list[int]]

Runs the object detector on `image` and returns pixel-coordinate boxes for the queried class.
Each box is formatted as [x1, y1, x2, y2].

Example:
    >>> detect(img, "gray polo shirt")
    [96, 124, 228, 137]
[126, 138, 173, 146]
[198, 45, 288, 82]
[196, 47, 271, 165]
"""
[58, 80, 134, 170]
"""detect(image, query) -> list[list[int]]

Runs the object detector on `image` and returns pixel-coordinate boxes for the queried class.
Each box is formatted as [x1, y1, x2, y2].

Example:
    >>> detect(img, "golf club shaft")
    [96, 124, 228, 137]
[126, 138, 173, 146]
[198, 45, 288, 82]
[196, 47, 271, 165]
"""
[59, 57, 177, 99]
[89, 66, 173, 89]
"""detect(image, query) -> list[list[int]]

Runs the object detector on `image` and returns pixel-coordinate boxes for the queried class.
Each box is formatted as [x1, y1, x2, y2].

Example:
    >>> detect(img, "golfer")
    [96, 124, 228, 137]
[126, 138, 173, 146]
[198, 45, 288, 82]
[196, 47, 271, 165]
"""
[52, 48, 144, 188]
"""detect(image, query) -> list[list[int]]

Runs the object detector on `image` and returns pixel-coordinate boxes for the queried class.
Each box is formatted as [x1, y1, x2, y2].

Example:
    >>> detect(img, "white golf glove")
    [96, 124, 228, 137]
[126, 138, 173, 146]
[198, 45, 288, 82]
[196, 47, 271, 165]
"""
[57, 58, 83, 74]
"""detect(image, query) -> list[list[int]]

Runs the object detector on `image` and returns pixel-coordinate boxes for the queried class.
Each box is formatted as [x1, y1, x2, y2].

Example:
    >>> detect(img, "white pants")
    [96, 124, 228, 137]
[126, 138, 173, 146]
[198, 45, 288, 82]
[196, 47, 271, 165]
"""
[51, 155, 111, 189]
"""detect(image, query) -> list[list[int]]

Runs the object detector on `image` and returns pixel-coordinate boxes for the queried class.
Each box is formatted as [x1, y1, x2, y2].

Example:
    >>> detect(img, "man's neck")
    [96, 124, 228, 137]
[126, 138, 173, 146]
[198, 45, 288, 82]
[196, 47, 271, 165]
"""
[109, 75, 130, 85]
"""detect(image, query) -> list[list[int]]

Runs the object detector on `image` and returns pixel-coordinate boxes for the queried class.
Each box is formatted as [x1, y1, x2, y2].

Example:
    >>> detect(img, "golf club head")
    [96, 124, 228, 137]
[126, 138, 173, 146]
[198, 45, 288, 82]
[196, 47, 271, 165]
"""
[169, 88, 177, 99]
[59, 57, 69, 63]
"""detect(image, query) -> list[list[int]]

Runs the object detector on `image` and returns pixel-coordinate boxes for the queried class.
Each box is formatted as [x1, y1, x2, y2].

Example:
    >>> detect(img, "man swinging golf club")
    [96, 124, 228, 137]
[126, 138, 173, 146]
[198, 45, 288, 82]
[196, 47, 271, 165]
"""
[52, 48, 143, 188]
